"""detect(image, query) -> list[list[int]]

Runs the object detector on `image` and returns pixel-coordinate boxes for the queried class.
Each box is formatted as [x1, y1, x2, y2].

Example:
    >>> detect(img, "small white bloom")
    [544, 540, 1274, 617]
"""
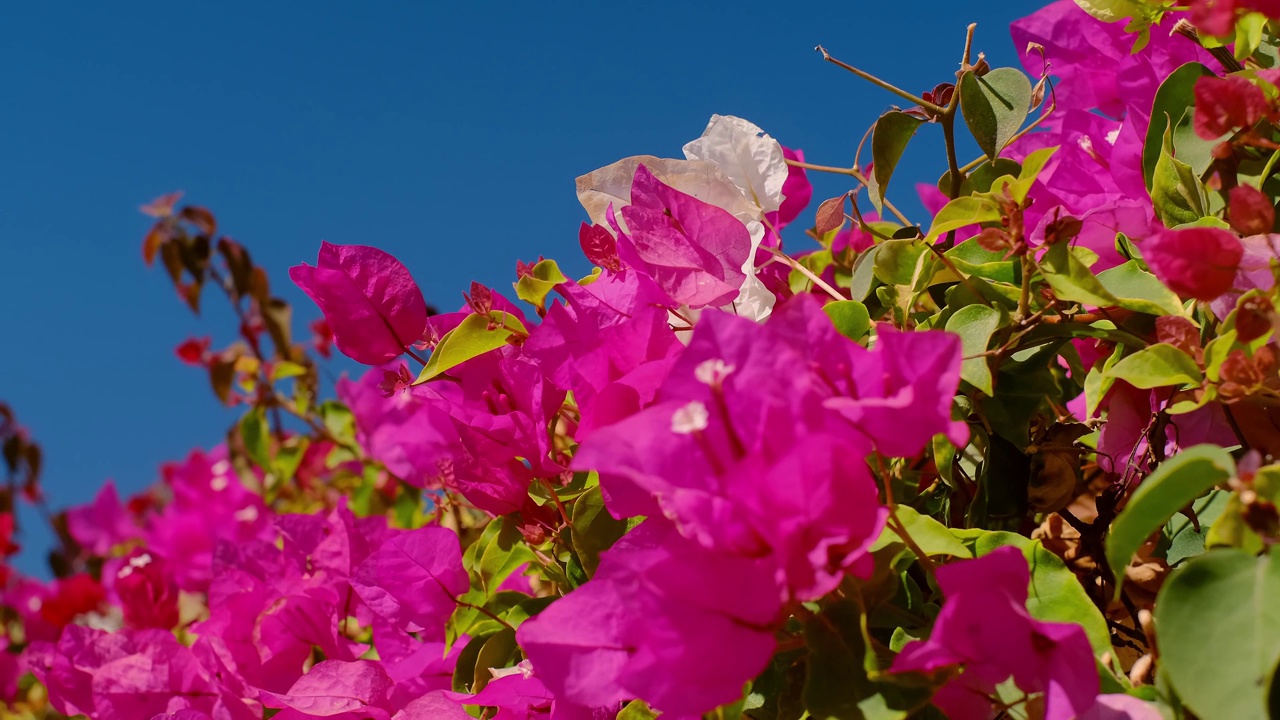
[671, 401, 710, 434]
[210, 460, 231, 476]
[694, 358, 736, 386]
[210, 474, 229, 492]
[129, 553, 153, 569]
[234, 505, 260, 523]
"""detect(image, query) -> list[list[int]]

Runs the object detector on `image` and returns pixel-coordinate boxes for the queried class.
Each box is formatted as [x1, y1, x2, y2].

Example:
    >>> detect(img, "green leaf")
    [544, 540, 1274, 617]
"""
[270, 360, 308, 381]
[1161, 488, 1231, 566]
[1104, 343, 1203, 389]
[477, 518, 535, 595]
[451, 629, 491, 692]
[871, 111, 925, 211]
[952, 529, 1112, 653]
[1150, 115, 1211, 227]
[988, 145, 1061, 206]
[415, 312, 525, 383]
[872, 239, 928, 287]
[1235, 12, 1268, 59]
[945, 238, 1017, 284]
[1073, 0, 1158, 23]
[824, 300, 872, 342]
[1040, 242, 1120, 308]
[946, 304, 1002, 395]
[239, 408, 270, 468]
[960, 68, 1034, 160]
[1143, 63, 1217, 188]
[924, 197, 1002, 243]
[1106, 445, 1236, 596]
[1096, 261, 1185, 316]
[802, 600, 925, 720]
[1155, 548, 1280, 720]
[617, 700, 659, 720]
[848, 246, 881, 302]
[871, 506, 972, 558]
[569, 486, 628, 577]
[938, 157, 1022, 198]
[470, 627, 518, 694]
[513, 258, 568, 311]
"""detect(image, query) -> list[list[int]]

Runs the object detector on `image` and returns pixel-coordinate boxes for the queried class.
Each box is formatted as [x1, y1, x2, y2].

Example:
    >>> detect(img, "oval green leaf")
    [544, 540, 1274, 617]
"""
[960, 68, 1034, 160]
[1106, 445, 1236, 597]
[1155, 548, 1280, 720]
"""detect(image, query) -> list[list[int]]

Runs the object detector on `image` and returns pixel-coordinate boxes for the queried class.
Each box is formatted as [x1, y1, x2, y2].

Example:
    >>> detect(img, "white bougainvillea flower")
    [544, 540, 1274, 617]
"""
[575, 154, 758, 232]
[682, 114, 788, 215]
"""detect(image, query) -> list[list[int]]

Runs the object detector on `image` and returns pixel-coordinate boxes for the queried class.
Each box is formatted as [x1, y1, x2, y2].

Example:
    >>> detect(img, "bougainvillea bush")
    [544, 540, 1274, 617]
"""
[4, 0, 1280, 718]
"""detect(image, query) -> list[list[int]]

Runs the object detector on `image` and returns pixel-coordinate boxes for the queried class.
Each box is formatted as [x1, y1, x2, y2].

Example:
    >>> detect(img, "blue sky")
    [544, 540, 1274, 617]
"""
[0, 0, 1044, 574]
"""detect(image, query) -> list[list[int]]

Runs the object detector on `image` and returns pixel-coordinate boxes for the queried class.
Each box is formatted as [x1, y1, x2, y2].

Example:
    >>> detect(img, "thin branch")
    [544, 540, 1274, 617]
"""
[765, 245, 845, 302]
[815, 45, 942, 115]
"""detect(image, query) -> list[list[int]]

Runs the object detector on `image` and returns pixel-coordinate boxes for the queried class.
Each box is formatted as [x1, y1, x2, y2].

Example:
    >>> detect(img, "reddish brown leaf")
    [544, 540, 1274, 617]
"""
[814, 195, 847, 236]
[142, 223, 169, 267]
[974, 227, 1013, 253]
[1235, 294, 1275, 343]
[1155, 316, 1203, 361]
[217, 238, 254, 298]
[209, 355, 238, 405]
[180, 205, 218, 236]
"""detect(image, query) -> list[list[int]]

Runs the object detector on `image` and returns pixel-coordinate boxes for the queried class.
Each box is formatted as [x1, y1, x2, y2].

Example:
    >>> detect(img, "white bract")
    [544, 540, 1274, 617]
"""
[574, 115, 792, 324]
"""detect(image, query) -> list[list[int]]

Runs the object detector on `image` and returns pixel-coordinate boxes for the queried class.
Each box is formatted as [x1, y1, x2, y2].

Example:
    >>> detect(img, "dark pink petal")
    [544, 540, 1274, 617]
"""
[1142, 226, 1243, 301]
[619, 165, 750, 308]
[291, 242, 428, 365]
[351, 526, 468, 635]
[1194, 75, 1268, 139]
[260, 660, 393, 718]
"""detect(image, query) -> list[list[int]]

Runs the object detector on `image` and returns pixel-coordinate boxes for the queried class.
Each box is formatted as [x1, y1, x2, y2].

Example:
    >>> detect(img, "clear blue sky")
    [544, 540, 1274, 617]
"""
[0, 0, 1044, 574]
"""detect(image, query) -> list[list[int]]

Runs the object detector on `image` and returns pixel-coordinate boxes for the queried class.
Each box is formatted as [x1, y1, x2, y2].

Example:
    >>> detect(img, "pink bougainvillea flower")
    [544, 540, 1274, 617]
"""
[259, 660, 394, 720]
[579, 222, 622, 272]
[572, 297, 892, 599]
[114, 550, 180, 630]
[891, 546, 1099, 720]
[771, 146, 812, 231]
[66, 480, 137, 556]
[1142, 226, 1243, 301]
[825, 323, 968, 457]
[291, 241, 429, 365]
[1209, 233, 1280, 318]
[1011, 1, 1209, 122]
[29, 627, 257, 720]
[518, 519, 778, 717]
[617, 164, 751, 308]
[1194, 75, 1269, 139]
[524, 270, 681, 439]
[391, 692, 472, 720]
[350, 526, 468, 638]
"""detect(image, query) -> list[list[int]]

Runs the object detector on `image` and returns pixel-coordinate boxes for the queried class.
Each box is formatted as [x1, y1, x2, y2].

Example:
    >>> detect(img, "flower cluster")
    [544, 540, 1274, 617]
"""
[4, 1, 1280, 719]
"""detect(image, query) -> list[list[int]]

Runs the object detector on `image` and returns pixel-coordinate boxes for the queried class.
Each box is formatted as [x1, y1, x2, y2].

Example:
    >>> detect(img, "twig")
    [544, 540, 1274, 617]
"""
[815, 45, 943, 114]
[765, 246, 845, 302]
